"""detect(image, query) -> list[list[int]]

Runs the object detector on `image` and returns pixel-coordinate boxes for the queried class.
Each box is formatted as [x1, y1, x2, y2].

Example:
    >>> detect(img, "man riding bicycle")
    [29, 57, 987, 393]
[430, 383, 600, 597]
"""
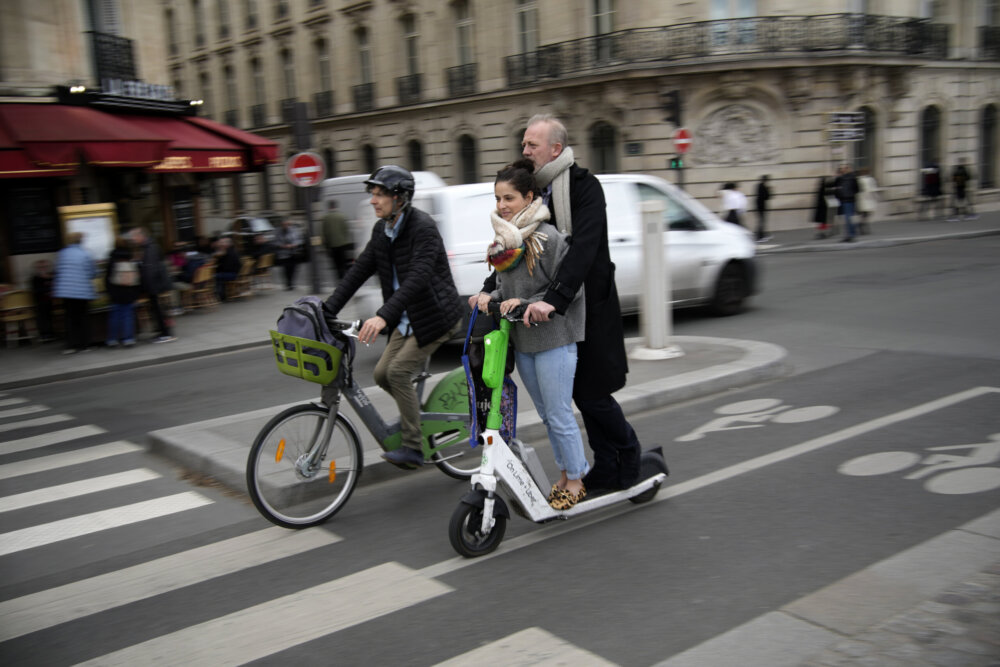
[323, 165, 463, 469]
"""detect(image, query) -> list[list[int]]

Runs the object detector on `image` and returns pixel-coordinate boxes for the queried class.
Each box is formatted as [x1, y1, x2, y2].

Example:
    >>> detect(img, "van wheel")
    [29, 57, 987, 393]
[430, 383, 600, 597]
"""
[709, 263, 746, 316]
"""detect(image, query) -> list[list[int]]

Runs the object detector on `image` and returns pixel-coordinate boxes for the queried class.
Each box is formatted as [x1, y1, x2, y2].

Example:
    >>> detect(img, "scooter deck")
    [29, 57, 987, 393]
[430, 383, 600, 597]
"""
[535, 472, 667, 520]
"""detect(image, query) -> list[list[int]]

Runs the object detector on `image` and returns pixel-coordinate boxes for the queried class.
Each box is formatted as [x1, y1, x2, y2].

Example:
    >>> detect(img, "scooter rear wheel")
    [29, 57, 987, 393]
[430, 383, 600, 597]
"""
[449, 501, 506, 558]
[629, 450, 669, 504]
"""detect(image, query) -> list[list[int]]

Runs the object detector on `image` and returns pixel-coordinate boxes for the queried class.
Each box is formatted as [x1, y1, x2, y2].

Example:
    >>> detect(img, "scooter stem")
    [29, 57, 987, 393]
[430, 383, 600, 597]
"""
[482, 318, 511, 431]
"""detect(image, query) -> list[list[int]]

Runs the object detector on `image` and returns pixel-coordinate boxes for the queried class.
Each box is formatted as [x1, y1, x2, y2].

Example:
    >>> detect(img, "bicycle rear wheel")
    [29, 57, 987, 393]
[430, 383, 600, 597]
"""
[246, 403, 362, 528]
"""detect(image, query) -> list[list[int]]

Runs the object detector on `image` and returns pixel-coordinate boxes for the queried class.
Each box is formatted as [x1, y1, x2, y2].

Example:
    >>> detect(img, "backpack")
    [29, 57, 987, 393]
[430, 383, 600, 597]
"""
[275, 296, 355, 385]
[110, 260, 140, 287]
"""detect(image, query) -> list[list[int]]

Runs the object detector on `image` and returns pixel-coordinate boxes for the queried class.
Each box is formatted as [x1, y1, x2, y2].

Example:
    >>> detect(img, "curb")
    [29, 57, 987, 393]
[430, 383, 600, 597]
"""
[757, 227, 1000, 254]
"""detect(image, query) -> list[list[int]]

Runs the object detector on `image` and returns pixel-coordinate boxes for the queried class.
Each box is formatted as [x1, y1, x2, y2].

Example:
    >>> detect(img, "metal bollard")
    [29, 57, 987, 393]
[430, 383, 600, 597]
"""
[630, 199, 683, 360]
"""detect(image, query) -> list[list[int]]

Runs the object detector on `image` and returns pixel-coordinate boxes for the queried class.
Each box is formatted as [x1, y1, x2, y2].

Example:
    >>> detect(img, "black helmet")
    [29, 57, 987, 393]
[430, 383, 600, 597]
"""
[365, 165, 415, 202]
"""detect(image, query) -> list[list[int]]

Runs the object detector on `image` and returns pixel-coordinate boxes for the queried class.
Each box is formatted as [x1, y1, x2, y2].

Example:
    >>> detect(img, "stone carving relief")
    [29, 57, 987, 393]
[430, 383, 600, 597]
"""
[694, 104, 777, 166]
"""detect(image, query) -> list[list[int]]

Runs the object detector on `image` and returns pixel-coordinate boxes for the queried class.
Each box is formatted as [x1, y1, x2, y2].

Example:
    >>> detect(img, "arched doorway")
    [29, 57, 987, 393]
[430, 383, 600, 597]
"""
[589, 121, 618, 173]
[458, 135, 477, 184]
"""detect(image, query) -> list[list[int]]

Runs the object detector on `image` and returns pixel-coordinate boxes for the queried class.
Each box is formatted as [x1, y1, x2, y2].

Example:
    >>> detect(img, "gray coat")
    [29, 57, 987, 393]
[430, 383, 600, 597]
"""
[490, 222, 585, 354]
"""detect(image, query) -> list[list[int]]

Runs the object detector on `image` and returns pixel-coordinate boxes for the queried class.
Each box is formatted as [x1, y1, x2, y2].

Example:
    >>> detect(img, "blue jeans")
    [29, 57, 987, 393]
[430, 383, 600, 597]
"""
[842, 201, 857, 238]
[516, 343, 590, 480]
[107, 303, 135, 344]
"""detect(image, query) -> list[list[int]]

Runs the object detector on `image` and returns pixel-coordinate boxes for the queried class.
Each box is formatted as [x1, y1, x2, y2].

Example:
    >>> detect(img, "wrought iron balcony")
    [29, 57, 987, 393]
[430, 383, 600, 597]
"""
[224, 109, 238, 127]
[396, 73, 422, 106]
[353, 83, 375, 113]
[250, 103, 266, 127]
[313, 90, 334, 117]
[505, 14, 951, 87]
[280, 98, 298, 124]
[446, 63, 477, 97]
[87, 31, 137, 82]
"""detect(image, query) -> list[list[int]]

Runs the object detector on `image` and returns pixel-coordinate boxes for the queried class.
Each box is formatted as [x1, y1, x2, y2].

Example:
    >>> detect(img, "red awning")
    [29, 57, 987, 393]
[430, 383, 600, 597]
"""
[0, 120, 76, 179]
[185, 115, 279, 166]
[0, 104, 170, 169]
[119, 115, 249, 173]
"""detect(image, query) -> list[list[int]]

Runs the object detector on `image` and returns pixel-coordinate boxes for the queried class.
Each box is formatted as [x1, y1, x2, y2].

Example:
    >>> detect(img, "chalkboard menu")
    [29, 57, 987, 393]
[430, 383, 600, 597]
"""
[7, 186, 60, 254]
[172, 186, 195, 243]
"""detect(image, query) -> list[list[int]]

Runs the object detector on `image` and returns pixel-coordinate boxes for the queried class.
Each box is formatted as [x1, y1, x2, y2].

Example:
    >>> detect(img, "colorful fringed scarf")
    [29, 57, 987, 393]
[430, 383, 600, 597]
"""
[486, 197, 551, 274]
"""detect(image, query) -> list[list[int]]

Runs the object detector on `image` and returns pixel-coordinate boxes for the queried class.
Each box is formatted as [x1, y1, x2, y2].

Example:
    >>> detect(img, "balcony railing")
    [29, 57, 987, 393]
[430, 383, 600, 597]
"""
[446, 63, 477, 97]
[224, 109, 238, 127]
[353, 83, 375, 112]
[505, 14, 951, 87]
[249, 103, 266, 127]
[87, 31, 137, 82]
[313, 90, 334, 117]
[396, 73, 422, 105]
[280, 98, 298, 124]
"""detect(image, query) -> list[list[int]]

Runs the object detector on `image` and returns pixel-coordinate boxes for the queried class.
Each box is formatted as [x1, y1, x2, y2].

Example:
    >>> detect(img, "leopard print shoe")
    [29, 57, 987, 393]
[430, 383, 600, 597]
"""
[549, 485, 586, 511]
[548, 484, 561, 502]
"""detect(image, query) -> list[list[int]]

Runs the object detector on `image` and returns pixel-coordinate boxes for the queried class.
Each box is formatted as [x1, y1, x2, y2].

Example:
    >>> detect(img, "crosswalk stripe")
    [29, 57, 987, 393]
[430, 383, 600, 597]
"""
[0, 404, 48, 419]
[0, 469, 161, 513]
[0, 527, 340, 642]
[435, 627, 617, 666]
[0, 413, 73, 434]
[77, 562, 454, 666]
[0, 441, 141, 480]
[0, 398, 28, 408]
[1, 425, 107, 455]
[0, 492, 212, 556]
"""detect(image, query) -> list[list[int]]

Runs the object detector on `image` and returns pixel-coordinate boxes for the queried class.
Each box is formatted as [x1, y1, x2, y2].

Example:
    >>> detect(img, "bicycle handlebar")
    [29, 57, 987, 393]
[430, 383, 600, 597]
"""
[325, 316, 362, 338]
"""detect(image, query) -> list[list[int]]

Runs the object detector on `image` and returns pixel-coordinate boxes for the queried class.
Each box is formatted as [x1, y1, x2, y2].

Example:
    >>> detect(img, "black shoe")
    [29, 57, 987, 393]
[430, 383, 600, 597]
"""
[382, 447, 425, 469]
[841, 237, 855, 243]
[618, 449, 642, 489]
[582, 468, 622, 494]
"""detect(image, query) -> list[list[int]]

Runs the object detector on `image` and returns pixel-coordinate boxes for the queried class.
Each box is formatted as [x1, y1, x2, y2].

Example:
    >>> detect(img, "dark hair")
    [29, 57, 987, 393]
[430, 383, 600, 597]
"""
[495, 158, 540, 199]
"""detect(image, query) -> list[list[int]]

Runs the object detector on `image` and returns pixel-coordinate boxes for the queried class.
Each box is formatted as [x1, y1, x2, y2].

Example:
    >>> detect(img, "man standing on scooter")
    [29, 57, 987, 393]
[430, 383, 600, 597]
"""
[324, 165, 463, 469]
[474, 114, 643, 492]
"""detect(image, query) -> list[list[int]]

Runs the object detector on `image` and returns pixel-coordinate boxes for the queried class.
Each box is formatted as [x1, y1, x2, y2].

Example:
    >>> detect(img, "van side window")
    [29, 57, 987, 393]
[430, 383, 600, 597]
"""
[637, 183, 704, 231]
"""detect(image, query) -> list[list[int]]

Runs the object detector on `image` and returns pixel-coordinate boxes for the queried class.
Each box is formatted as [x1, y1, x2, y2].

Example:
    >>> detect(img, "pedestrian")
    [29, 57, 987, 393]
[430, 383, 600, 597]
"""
[855, 167, 879, 234]
[30, 259, 56, 342]
[833, 164, 859, 242]
[321, 199, 354, 281]
[129, 227, 176, 343]
[52, 231, 96, 354]
[754, 174, 772, 242]
[474, 113, 644, 492]
[275, 219, 303, 291]
[919, 162, 944, 220]
[476, 158, 588, 509]
[213, 236, 242, 301]
[104, 235, 141, 348]
[720, 182, 747, 227]
[323, 165, 463, 469]
[813, 176, 832, 239]
[949, 158, 978, 221]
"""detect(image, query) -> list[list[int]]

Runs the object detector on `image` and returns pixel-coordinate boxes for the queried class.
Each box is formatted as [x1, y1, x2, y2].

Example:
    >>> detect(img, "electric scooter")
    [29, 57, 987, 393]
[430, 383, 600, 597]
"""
[448, 304, 669, 558]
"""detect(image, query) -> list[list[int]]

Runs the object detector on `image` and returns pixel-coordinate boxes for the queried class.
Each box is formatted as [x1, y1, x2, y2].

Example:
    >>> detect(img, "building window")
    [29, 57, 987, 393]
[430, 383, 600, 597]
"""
[245, 0, 258, 29]
[323, 148, 336, 178]
[362, 144, 377, 174]
[282, 48, 296, 99]
[224, 64, 237, 123]
[93, 0, 122, 34]
[358, 28, 372, 84]
[199, 70, 212, 117]
[981, 104, 997, 188]
[217, 0, 231, 38]
[516, 0, 538, 54]
[261, 167, 272, 210]
[458, 135, 477, 184]
[275, 0, 289, 20]
[589, 121, 618, 173]
[316, 39, 332, 91]
[408, 140, 424, 172]
[987, 0, 1000, 24]
[919, 105, 942, 170]
[455, 1, 474, 65]
[401, 14, 419, 76]
[192, 0, 206, 47]
[593, 0, 614, 34]
[166, 9, 178, 56]
[853, 107, 877, 173]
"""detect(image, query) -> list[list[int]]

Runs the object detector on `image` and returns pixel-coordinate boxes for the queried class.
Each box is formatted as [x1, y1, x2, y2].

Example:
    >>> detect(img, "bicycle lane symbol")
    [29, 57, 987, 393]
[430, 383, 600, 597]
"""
[675, 398, 840, 442]
[838, 433, 1000, 495]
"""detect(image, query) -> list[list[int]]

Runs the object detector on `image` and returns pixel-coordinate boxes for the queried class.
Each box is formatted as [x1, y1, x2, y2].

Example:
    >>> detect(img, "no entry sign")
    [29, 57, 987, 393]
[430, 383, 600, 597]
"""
[673, 128, 692, 154]
[286, 152, 326, 187]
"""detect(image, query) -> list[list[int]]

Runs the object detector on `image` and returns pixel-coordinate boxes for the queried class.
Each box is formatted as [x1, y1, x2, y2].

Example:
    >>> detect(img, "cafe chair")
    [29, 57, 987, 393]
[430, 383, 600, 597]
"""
[1, 290, 40, 348]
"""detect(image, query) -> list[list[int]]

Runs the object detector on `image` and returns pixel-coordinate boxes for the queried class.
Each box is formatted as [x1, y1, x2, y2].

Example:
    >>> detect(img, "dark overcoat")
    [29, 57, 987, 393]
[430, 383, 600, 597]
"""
[545, 164, 628, 399]
[324, 207, 462, 347]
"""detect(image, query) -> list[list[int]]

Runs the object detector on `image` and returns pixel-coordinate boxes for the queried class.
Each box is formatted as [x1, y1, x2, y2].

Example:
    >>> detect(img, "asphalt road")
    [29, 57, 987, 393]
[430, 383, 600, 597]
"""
[2, 236, 998, 665]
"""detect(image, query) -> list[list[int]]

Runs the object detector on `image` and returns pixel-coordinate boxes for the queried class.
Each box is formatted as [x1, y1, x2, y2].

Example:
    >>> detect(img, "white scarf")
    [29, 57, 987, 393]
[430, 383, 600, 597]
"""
[534, 146, 575, 234]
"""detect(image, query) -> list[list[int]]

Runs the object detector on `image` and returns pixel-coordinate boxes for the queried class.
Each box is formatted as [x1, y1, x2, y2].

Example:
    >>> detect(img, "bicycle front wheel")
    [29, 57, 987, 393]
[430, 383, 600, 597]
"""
[247, 403, 362, 528]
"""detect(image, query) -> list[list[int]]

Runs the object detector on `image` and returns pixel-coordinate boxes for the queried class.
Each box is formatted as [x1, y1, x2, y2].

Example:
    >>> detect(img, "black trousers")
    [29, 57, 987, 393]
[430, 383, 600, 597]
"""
[575, 393, 642, 488]
[147, 293, 171, 337]
[63, 298, 90, 351]
[328, 244, 354, 281]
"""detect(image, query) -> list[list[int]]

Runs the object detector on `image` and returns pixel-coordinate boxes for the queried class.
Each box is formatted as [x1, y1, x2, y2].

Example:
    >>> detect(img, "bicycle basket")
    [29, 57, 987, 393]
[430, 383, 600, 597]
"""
[270, 330, 343, 385]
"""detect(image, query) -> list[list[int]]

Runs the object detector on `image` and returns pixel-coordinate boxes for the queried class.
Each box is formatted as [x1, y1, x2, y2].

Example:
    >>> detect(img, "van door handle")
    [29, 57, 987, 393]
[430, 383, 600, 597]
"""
[612, 237, 628, 243]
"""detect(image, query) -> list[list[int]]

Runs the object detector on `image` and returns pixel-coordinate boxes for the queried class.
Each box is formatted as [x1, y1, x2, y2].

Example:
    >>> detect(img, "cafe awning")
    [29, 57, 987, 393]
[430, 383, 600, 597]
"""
[0, 103, 278, 177]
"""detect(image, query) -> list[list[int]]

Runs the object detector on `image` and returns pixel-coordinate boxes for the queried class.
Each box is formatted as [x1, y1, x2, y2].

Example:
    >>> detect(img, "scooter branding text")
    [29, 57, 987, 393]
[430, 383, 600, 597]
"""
[506, 460, 538, 505]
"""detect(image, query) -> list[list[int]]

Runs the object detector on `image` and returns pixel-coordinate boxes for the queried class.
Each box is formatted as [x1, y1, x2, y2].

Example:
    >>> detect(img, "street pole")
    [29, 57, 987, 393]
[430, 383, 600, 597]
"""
[292, 102, 321, 295]
[629, 199, 683, 361]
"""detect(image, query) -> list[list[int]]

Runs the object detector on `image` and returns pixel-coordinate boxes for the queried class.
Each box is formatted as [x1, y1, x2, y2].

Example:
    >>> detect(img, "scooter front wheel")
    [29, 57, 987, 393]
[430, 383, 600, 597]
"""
[449, 501, 506, 558]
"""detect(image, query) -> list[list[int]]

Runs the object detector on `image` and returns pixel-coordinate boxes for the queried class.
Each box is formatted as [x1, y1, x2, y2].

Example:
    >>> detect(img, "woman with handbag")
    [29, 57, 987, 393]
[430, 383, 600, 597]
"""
[275, 219, 304, 291]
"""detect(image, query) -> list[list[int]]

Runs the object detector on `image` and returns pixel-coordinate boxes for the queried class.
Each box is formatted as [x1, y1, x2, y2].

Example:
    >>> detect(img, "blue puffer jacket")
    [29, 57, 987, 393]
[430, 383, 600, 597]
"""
[53, 244, 97, 300]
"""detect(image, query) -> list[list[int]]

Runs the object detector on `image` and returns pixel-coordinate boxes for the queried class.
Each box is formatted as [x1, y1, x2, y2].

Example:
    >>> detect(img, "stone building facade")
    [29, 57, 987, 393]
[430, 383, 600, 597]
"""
[160, 0, 998, 231]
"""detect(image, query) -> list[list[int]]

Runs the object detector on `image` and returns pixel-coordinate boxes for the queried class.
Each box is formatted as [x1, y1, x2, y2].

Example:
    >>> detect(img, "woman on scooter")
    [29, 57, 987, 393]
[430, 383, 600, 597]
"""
[475, 159, 589, 510]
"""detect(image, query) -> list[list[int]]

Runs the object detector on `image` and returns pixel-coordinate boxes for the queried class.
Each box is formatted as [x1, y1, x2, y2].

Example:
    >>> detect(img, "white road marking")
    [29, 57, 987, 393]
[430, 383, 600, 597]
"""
[0, 404, 48, 419]
[0, 492, 212, 556]
[0, 413, 73, 434]
[0, 397, 28, 408]
[77, 562, 453, 666]
[1, 425, 107, 455]
[435, 627, 617, 666]
[0, 469, 161, 513]
[0, 527, 340, 642]
[0, 441, 142, 480]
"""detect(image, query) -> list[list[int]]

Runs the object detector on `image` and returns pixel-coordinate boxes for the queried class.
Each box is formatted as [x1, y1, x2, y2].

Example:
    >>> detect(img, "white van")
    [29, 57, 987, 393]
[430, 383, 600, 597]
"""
[414, 174, 758, 318]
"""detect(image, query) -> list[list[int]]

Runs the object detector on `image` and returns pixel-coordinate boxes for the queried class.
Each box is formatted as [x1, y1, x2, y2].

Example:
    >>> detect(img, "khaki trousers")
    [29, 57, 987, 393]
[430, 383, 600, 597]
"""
[373, 320, 460, 451]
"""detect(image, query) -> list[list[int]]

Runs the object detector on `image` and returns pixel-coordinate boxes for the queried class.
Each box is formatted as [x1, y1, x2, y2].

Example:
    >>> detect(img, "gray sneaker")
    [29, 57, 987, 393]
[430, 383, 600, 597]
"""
[153, 335, 177, 344]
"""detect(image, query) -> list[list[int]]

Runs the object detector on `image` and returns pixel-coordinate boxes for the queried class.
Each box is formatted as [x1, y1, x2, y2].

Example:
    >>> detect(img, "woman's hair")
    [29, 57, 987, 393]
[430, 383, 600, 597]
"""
[495, 158, 540, 199]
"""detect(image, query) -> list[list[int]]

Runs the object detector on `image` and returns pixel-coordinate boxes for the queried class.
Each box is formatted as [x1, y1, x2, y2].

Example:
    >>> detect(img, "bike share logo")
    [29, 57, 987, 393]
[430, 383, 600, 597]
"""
[676, 398, 839, 442]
